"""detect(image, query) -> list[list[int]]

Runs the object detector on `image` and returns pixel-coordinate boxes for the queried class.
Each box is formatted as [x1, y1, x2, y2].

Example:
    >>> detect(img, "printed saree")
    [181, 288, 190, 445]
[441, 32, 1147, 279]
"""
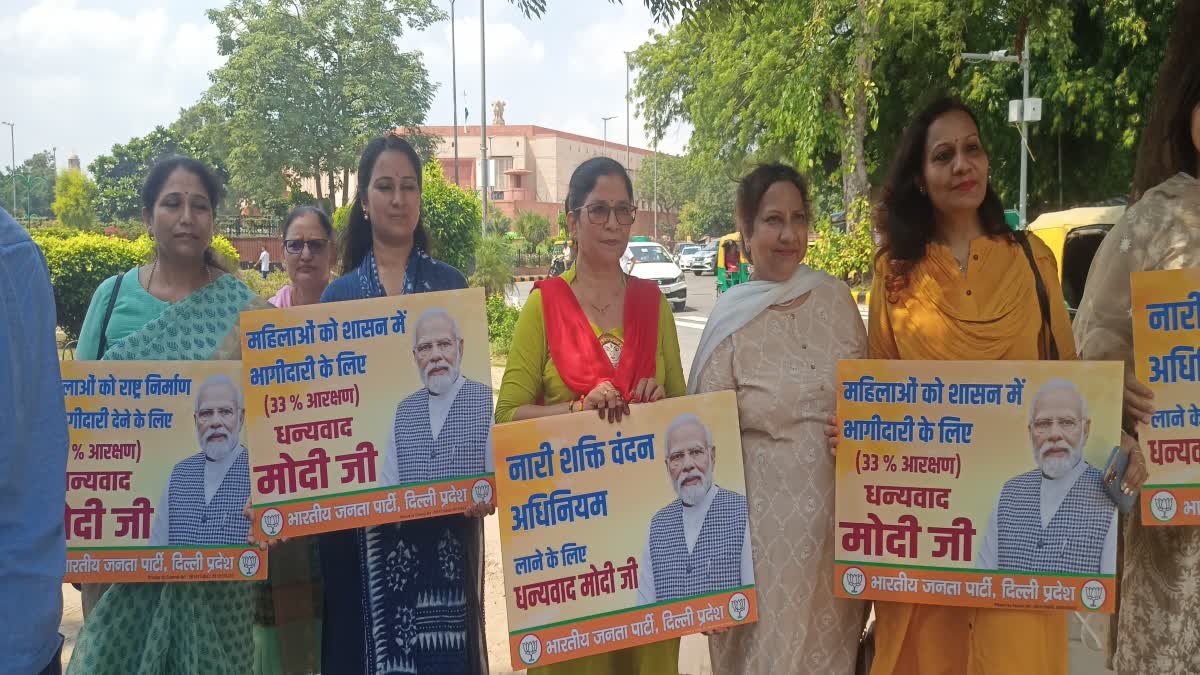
[68, 271, 272, 675]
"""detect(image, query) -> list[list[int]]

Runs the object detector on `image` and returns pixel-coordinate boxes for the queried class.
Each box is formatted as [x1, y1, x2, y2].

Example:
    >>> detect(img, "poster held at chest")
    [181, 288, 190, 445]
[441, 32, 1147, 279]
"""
[1132, 269, 1200, 525]
[241, 288, 495, 540]
[62, 361, 266, 582]
[834, 360, 1122, 613]
[494, 391, 758, 670]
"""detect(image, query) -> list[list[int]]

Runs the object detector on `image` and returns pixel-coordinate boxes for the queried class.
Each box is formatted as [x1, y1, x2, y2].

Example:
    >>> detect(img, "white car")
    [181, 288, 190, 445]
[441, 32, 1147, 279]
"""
[623, 243, 687, 311]
[675, 244, 701, 269]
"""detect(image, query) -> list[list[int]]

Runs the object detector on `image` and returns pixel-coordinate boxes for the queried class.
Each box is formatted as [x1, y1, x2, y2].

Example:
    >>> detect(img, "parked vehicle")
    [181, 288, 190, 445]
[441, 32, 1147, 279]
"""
[625, 242, 687, 311]
[674, 243, 701, 268]
[1026, 205, 1125, 319]
[715, 232, 750, 294]
[689, 240, 720, 276]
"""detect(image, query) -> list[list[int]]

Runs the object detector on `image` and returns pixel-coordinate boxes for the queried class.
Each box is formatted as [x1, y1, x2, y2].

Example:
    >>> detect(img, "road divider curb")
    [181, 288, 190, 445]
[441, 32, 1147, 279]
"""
[513, 275, 549, 282]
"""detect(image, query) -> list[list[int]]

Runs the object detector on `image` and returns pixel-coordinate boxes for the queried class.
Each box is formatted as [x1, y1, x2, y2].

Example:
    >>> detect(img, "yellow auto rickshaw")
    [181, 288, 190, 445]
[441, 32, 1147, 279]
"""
[716, 232, 750, 293]
[1025, 205, 1126, 318]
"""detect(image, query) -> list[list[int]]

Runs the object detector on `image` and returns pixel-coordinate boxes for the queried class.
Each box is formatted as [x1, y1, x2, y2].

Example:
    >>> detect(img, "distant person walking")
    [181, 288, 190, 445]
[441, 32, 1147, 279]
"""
[258, 246, 271, 279]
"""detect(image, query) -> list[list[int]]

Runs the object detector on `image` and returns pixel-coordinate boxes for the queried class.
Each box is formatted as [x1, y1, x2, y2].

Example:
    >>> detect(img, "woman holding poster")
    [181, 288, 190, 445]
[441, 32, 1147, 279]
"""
[689, 163, 867, 674]
[69, 156, 271, 674]
[1073, 62, 1200, 675]
[496, 156, 687, 674]
[860, 98, 1078, 675]
[316, 134, 491, 675]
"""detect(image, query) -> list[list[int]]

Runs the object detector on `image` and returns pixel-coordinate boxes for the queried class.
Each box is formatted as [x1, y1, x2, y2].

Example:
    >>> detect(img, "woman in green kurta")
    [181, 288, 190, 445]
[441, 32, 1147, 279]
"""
[69, 156, 273, 675]
[496, 157, 684, 675]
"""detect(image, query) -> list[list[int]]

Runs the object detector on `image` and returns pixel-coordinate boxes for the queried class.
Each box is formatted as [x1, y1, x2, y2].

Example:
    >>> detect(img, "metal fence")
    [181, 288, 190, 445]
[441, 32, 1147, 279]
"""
[217, 216, 282, 238]
[511, 251, 552, 269]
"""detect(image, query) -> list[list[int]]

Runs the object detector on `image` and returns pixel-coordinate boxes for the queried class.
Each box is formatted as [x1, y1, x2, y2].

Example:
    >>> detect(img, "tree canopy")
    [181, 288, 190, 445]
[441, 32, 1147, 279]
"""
[0, 150, 56, 219]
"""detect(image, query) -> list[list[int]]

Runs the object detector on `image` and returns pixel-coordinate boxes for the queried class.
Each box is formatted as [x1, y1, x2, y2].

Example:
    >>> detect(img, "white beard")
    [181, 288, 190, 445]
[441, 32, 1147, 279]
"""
[1036, 439, 1083, 479]
[674, 468, 713, 506]
[201, 427, 240, 462]
[423, 361, 461, 396]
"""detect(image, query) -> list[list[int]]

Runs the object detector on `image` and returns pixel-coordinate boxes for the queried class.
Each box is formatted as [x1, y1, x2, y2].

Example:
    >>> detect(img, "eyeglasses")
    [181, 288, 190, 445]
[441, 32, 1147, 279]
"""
[283, 238, 330, 255]
[1032, 417, 1080, 433]
[197, 407, 237, 423]
[574, 202, 636, 226]
[667, 445, 710, 467]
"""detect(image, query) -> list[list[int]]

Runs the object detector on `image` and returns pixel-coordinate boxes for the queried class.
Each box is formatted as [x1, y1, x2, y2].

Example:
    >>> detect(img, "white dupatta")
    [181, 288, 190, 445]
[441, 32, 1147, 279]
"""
[687, 264, 832, 393]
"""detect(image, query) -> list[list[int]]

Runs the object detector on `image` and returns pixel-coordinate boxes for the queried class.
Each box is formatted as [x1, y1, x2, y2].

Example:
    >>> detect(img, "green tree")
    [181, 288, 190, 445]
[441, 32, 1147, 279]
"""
[469, 235, 515, 297]
[1, 150, 56, 218]
[515, 211, 551, 252]
[52, 170, 99, 230]
[421, 160, 481, 273]
[89, 126, 214, 222]
[207, 0, 442, 213]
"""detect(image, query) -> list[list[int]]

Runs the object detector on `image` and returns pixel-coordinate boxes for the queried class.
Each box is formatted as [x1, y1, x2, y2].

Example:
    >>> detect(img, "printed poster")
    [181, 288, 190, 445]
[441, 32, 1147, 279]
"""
[240, 288, 495, 540]
[494, 391, 758, 670]
[1132, 269, 1200, 525]
[834, 360, 1122, 613]
[62, 361, 266, 582]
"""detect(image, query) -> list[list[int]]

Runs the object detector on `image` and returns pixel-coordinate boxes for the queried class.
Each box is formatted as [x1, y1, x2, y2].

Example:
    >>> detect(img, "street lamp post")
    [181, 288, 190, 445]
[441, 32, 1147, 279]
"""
[479, 0, 489, 237]
[451, 0, 460, 186]
[2, 121, 14, 213]
[624, 51, 631, 169]
[961, 34, 1036, 227]
[601, 116, 616, 155]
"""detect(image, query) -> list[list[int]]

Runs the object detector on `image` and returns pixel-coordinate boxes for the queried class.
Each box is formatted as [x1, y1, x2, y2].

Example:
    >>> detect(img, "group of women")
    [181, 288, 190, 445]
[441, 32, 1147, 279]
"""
[63, 66, 1199, 675]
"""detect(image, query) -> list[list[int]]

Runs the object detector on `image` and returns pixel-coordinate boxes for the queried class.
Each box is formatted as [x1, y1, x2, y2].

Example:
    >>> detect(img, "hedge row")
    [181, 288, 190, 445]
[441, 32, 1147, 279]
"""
[31, 229, 241, 340]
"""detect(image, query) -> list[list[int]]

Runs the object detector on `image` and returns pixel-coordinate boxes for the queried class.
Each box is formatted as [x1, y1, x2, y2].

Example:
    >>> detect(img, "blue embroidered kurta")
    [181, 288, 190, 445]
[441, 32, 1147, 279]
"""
[319, 246, 489, 675]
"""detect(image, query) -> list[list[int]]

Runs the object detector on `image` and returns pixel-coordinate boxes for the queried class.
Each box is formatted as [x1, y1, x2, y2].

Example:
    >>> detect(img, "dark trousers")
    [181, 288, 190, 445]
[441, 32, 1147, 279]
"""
[261, 269, 269, 279]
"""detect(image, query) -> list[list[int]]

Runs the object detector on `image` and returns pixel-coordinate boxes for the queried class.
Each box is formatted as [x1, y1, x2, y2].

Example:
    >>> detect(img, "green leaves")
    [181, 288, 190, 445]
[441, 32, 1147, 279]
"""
[470, 235, 515, 299]
[207, 0, 442, 211]
[421, 159, 481, 274]
[514, 211, 551, 252]
[52, 170, 99, 231]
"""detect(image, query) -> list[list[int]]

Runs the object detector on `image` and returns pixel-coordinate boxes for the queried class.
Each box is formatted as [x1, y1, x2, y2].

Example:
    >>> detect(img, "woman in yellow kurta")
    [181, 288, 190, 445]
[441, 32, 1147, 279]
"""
[495, 156, 685, 675]
[865, 98, 1078, 675]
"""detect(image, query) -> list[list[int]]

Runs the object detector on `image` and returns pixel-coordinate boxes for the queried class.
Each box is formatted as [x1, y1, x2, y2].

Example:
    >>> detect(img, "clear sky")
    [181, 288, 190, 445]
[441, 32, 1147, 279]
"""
[0, 0, 691, 174]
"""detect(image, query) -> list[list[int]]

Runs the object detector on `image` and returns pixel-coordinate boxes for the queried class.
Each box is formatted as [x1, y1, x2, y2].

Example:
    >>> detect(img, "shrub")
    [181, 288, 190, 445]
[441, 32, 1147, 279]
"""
[469, 235, 514, 297]
[27, 224, 81, 239]
[515, 211, 551, 252]
[421, 161, 481, 274]
[486, 292, 521, 356]
[32, 232, 146, 340]
[241, 269, 291, 299]
[332, 204, 352, 239]
[103, 218, 148, 240]
[52, 170, 100, 231]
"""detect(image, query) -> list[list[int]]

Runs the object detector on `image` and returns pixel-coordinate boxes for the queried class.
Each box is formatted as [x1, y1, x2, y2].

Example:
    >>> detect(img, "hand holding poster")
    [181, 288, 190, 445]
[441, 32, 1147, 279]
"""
[62, 361, 266, 582]
[494, 391, 757, 670]
[240, 288, 495, 540]
[1131, 269, 1200, 524]
[834, 360, 1122, 613]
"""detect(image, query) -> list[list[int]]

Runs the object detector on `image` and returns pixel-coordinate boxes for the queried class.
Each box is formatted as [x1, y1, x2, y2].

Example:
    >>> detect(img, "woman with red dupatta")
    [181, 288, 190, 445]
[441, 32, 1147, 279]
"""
[496, 157, 687, 675]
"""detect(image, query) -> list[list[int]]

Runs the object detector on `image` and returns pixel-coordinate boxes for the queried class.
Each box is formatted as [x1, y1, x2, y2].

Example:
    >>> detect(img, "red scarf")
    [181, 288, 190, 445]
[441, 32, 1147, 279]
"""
[534, 275, 662, 400]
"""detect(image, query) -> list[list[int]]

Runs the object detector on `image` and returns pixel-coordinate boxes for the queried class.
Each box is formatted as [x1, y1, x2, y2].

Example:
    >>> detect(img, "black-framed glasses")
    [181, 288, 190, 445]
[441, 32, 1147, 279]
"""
[574, 202, 636, 226]
[283, 238, 330, 255]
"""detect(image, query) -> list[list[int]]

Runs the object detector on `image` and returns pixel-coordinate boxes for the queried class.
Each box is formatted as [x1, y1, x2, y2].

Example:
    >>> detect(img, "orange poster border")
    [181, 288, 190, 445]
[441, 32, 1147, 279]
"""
[252, 474, 496, 539]
[1141, 485, 1200, 526]
[65, 547, 267, 582]
[507, 588, 757, 670]
[832, 562, 1115, 613]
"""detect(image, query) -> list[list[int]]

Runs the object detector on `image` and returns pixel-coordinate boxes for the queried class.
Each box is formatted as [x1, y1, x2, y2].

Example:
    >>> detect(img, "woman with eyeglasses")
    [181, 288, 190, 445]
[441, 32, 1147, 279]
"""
[268, 206, 336, 308]
[496, 156, 686, 675]
[253, 204, 335, 674]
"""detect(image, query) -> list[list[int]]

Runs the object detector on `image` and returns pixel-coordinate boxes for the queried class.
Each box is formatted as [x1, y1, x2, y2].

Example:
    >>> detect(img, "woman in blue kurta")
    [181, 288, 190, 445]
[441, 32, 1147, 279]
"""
[319, 133, 490, 674]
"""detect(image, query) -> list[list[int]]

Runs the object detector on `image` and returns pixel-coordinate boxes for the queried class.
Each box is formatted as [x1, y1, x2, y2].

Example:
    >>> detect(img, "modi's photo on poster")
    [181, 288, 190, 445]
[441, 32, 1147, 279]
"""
[240, 288, 495, 540]
[62, 361, 265, 583]
[834, 360, 1122, 613]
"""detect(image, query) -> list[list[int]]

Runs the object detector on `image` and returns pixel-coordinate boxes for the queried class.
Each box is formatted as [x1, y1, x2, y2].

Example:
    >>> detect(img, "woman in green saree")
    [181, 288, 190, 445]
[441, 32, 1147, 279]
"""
[70, 155, 272, 675]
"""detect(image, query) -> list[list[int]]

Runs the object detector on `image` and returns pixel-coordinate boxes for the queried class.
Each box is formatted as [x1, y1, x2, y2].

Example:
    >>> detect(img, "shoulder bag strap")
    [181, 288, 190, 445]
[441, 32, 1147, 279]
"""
[1015, 232, 1059, 361]
[97, 272, 124, 360]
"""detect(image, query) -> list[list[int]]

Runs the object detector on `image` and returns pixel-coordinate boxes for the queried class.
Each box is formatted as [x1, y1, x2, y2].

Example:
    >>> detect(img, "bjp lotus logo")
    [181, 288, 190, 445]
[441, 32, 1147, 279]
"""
[728, 592, 750, 622]
[238, 550, 262, 578]
[1151, 491, 1178, 523]
[472, 479, 494, 505]
[260, 508, 284, 537]
[842, 567, 867, 596]
[1081, 581, 1106, 611]
[518, 634, 542, 666]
